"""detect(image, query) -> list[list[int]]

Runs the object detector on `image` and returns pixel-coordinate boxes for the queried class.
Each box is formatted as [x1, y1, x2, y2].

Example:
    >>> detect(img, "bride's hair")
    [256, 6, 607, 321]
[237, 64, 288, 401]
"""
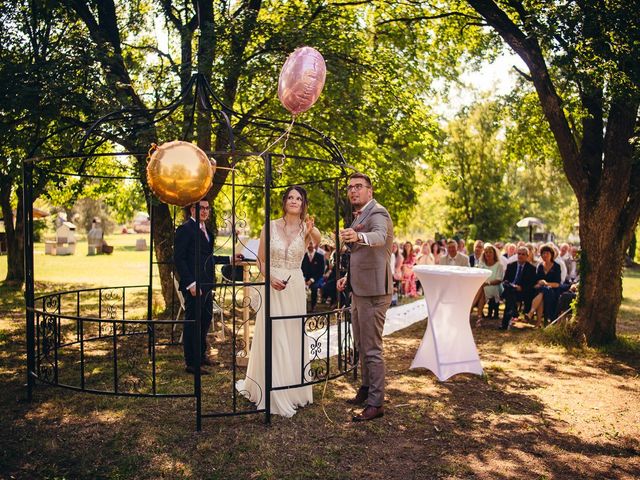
[281, 186, 308, 230]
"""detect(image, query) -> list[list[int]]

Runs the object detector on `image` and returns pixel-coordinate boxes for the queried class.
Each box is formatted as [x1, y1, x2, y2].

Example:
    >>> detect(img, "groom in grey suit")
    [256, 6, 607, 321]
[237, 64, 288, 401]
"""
[337, 172, 394, 422]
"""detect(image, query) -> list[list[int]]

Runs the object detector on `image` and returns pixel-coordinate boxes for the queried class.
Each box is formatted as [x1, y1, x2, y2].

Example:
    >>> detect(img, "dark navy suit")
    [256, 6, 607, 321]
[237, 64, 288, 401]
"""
[174, 218, 230, 367]
[301, 250, 326, 310]
[500, 261, 536, 329]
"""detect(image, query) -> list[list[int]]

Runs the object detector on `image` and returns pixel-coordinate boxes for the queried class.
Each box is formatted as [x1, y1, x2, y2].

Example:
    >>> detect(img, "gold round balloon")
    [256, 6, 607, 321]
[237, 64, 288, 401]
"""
[146, 141, 216, 207]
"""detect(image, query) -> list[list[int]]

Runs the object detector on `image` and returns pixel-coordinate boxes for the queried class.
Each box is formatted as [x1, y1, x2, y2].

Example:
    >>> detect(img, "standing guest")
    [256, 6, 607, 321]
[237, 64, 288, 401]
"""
[525, 244, 562, 327]
[174, 200, 243, 375]
[499, 246, 537, 330]
[469, 240, 484, 267]
[337, 172, 393, 422]
[470, 244, 504, 327]
[439, 238, 470, 267]
[301, 240, 326, 312]
[401, 241, 418, 297]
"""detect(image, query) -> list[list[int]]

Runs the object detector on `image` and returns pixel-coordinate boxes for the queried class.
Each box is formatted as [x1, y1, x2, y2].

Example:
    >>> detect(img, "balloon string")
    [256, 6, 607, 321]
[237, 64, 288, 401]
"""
[256, 116, 296, 176]
[277, 117, 295, 176]
[147, 143, 158, 162]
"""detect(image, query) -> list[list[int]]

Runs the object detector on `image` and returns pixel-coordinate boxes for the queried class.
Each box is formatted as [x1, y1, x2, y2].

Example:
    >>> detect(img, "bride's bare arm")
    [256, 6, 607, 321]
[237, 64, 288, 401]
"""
[304, 215, 321, 246]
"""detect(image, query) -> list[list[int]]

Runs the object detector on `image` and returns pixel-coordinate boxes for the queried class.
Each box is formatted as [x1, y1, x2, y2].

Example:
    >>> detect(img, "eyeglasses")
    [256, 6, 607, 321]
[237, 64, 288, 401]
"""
[346, 184, 370, 192]
[194, 205, 210, 210]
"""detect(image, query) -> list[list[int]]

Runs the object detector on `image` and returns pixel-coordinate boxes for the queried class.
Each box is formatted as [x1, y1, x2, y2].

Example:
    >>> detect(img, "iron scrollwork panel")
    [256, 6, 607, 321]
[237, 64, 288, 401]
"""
[304, 313, 330, 382]
[37, 311, 58, 383]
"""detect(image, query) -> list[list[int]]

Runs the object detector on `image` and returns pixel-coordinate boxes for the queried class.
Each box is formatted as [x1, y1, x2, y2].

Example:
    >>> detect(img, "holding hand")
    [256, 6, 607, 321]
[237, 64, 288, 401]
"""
[337, 276, 347, 292]
[271, 277, 287, 291]
[339, 228, 358, 243]
[231, 253, 244, 264]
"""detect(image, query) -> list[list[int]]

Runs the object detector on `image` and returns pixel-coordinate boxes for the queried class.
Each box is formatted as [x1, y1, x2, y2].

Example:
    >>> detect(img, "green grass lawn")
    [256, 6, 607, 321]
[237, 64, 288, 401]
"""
[0, 233, 156, 287]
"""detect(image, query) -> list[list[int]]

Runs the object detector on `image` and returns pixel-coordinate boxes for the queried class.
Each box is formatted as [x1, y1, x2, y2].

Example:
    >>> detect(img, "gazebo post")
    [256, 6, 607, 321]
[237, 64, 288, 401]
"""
[23, 160, 36, 402]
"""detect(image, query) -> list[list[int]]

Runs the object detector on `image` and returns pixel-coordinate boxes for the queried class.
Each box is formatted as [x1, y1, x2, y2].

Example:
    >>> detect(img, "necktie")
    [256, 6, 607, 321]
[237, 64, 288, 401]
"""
[353, 210, 362, 219]
[200, 223, 209, 242]
[514, 264, 522, 284]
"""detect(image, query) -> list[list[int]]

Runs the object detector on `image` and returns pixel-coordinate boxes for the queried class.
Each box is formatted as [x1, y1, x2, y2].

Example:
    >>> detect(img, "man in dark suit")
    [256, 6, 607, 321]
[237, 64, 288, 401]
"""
[499, 246, 537, 330]
[174, 199, 243, 374]
[301, 240, 326, 312]
[469, 240, 484, 267]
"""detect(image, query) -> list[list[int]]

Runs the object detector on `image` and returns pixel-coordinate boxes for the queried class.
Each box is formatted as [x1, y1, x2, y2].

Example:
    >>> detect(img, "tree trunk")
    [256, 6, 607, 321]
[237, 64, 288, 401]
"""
[0, 180, 24, 285]
[576, 206, 625, 345]
[151, 201, 176, 315]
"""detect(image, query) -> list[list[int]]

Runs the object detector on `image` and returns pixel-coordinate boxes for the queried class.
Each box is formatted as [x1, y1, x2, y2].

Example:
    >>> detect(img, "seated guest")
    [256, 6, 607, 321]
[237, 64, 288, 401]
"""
[401, 241, 418, 297]
[439, 238, 470, 267]
[301, 240, 326, 312]
[503, 243, 516, 259]
[469, 240, 484, 267]
[470, 243, 504, 327]
[561, 244, 579, 283]
[567, 246, 580, 283]
[553, 244, 568, 284]
[321, 253, 337, 307]
[556, 282, 578, 319]
[430, 240, 443, 265]
[458, 238, 468, 255]
[499, 246, 537, 330]
[416, 242, 435, 265]
[390, 242, 403, 303]
[415, 242, 434, 296]
[525, 244, 562, 327]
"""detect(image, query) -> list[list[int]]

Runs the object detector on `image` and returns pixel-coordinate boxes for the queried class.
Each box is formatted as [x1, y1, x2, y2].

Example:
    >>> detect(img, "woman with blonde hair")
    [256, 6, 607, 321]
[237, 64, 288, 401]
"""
[416, 242, 435, 265]
[470, 243, 504, 327]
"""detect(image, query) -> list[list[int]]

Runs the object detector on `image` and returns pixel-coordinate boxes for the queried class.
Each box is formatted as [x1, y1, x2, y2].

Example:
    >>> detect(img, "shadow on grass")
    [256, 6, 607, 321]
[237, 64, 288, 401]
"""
[2, 291, 640, 479]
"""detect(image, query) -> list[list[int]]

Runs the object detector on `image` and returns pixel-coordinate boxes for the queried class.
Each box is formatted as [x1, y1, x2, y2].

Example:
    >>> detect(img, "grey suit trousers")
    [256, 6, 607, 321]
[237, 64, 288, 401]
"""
[351, 292, 391, 407]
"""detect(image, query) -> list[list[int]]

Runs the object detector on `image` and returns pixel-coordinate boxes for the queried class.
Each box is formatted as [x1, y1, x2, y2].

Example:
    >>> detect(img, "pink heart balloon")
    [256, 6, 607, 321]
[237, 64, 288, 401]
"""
[278, 47, 326, 115]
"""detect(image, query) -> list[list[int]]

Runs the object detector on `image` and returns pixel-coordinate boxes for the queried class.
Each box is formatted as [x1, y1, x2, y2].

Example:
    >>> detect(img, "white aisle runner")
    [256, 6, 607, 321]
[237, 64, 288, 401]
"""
[308, 299, 428, 358]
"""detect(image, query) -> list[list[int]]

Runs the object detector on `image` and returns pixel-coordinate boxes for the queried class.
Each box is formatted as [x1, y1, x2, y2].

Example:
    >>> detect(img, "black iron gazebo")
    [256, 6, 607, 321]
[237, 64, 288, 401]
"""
[23, 72, 357, 430]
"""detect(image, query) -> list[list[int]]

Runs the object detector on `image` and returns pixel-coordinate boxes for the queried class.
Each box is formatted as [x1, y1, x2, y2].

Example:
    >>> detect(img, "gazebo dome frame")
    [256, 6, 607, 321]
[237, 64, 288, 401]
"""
[23, 72, 357, 429]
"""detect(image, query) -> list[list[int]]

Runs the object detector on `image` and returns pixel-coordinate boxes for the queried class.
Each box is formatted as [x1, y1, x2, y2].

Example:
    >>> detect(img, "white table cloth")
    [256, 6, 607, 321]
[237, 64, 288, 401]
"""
[410, 265, 491, 381]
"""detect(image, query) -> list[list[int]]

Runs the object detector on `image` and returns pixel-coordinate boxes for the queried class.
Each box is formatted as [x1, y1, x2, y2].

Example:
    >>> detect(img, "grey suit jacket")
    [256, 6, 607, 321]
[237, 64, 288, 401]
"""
[348, 199, 394, 297]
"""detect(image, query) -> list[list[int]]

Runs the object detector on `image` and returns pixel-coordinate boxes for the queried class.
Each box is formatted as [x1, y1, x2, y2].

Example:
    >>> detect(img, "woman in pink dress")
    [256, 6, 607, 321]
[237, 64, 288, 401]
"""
[401, 241, 417, 297]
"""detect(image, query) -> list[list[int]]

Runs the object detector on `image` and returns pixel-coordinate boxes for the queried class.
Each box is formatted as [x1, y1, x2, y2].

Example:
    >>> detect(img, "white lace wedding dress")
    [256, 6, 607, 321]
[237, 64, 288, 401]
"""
[236, 221, 313, 417]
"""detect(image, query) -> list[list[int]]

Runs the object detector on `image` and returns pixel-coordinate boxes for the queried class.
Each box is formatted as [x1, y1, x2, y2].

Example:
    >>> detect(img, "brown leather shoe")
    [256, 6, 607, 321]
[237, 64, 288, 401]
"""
[346, 386, 369, 406]
[185, 365, 210, 375]
[352, 405, 384, 422]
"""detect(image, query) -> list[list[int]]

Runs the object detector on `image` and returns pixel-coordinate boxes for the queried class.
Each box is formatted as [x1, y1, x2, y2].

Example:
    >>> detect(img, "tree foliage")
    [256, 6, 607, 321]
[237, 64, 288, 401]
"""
[461, 0, 640, 344]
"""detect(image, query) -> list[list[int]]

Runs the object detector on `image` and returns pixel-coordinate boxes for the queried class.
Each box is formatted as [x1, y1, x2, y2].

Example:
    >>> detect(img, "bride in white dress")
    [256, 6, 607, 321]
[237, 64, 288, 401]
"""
[236, 186, 321, 417]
